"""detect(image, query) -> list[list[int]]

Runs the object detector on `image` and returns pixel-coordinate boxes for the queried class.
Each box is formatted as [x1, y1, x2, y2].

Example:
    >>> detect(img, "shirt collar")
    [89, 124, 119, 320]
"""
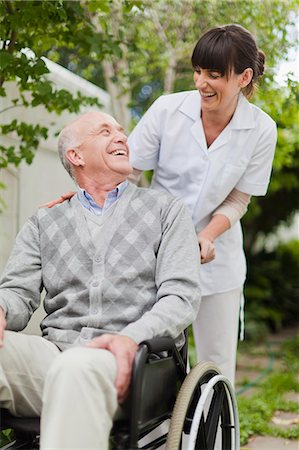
[179, 90, 255, 129]
[179, 90, 201, 120]
[77, 180, 128, 215]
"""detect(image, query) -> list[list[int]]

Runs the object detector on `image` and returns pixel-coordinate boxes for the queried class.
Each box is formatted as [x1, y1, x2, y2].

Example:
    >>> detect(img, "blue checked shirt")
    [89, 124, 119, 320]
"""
[77, 180, 128, 215]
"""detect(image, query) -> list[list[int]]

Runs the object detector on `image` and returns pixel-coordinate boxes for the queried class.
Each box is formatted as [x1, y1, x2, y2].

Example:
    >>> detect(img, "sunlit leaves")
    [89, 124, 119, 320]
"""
[0, 121, 48, 168]
[0, 0, 106, 174]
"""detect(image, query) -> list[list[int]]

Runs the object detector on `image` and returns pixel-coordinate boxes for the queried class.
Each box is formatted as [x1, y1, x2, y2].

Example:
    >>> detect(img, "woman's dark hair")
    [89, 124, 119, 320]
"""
[191, 24, 265, 98]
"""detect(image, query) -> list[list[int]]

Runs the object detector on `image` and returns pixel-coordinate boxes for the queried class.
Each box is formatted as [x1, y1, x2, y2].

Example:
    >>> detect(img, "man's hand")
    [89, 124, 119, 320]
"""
[41, 191, 75, 208]
[86, 334, 138, 403]
[198, 235, 215, 264]
[0, 307, 7, 348]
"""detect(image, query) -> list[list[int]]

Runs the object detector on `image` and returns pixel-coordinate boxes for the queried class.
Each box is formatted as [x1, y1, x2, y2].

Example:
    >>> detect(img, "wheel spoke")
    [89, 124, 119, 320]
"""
[195, 414, 208, 449]
[205, 386, 225, 448]
[221, 390, 232, 450]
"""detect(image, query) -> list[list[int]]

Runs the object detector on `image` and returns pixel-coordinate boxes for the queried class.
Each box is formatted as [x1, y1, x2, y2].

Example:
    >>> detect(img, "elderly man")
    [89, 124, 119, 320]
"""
[0, 111, 201, 450]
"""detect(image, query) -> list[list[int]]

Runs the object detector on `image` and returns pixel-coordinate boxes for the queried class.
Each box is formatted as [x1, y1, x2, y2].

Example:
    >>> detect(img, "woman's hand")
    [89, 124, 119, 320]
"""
[41, 191, 75, 208]
[197, 214, 231, 264]
[198, 234, 215, 264]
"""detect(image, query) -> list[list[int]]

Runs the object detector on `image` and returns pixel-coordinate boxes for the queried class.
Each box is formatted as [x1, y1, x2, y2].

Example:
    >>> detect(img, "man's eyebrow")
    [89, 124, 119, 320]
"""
[96, 123, 124, 133]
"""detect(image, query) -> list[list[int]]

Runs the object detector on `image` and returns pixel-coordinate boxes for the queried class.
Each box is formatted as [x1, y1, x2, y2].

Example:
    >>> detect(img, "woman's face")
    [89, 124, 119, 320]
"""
[193, 68, 245, 115]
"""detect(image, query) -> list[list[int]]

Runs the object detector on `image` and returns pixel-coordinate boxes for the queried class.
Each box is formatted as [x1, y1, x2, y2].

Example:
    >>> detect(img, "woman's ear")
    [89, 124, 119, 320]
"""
[66, 148, 85, 167]
[239, 68, 253, 88]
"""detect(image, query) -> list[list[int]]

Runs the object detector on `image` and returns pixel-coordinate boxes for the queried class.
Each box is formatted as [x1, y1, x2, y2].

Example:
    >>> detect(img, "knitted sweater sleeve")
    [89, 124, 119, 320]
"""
[121, 198, 201, 344]
[0, 216, 43, 330]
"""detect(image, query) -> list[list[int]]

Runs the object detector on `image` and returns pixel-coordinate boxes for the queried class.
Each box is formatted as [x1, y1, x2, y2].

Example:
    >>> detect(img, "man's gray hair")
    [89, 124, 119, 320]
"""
[58, 128, 80, 180]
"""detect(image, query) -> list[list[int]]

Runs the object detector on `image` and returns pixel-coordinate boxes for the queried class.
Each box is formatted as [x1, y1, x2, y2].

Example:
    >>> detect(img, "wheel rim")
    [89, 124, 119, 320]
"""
[166, 362, 240, 450]
[187, 375, 239, 450]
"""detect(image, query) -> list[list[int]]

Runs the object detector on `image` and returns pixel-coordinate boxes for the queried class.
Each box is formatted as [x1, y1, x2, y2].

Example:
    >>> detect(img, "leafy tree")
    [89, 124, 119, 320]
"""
[47, 0, 145, 131]
[243, 78, 299, 255]
[0, 0, 116, 169]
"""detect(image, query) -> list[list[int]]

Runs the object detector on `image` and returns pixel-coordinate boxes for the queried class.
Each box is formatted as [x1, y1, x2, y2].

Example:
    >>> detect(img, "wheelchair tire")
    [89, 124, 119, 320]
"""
[165, 361, 239, 450]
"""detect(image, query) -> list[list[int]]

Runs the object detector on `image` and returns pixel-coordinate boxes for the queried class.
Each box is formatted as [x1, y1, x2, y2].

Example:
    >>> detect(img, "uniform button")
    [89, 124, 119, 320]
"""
[92, 281, 99, 287]
[91, 307, 98, 314]
[95, 256, 102, 263]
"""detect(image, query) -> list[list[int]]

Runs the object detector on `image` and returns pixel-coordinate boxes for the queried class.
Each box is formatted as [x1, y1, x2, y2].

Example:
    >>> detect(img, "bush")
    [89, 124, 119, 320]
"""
[244, 240, 299, 340]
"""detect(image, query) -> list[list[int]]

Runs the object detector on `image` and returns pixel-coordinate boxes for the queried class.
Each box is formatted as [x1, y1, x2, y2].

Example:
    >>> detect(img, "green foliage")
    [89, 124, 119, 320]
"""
[282, 334, 299, 372]
[238, 336, 299, 445]
[0, 0, 108, 170]
[244, 240, 299, 338]
[0, 121, 48, 167]
[243, 79, 299, 250]
[129, 0, 299, 108]
[0, 428, 14, 448]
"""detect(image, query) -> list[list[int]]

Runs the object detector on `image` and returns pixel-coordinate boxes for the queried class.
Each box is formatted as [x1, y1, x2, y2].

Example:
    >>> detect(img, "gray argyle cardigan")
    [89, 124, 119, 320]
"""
[0, 183, 201, 349]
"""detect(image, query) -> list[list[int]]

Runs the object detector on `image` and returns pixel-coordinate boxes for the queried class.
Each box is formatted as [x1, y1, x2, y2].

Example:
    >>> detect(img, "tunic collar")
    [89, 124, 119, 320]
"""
[179, 90, 255, 130]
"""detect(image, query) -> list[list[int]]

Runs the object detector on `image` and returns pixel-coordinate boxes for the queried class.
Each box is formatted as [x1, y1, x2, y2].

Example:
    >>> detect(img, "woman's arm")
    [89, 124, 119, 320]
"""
[128, 168, 143, 185]
[198, 188, 251, 263]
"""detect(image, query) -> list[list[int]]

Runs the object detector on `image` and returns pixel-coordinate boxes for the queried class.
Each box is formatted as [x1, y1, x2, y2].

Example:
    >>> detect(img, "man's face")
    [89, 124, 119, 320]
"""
[70, 112, 132, 182]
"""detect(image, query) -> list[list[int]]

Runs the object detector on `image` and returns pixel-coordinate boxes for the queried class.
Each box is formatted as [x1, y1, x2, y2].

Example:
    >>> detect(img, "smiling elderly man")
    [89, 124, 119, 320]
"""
[0, 111, 201, 450]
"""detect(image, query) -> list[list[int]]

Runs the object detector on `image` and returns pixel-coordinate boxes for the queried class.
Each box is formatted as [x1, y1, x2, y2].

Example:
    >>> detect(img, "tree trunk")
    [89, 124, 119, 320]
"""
[102, 60, 131, 131]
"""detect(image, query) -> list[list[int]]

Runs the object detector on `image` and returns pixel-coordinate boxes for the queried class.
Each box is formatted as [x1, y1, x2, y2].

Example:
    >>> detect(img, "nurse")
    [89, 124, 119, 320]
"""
[128, 24, 277, 384]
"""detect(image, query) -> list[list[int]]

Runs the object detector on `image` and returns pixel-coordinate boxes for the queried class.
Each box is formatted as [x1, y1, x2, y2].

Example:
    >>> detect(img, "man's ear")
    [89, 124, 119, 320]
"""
[66, 148, 85, 167]
[239, 68, 253, 88]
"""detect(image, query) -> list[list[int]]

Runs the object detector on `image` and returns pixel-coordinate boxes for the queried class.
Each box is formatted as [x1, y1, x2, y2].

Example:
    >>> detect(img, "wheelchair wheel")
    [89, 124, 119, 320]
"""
[166, 361, 239, 450]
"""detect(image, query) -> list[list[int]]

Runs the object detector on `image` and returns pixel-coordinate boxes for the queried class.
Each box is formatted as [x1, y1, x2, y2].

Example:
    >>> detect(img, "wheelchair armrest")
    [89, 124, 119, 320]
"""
[139, 336, 175, 354]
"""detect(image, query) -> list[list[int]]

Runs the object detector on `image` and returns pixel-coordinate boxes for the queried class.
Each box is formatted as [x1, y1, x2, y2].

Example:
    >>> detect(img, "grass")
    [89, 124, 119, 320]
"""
[237, 335, 299, 445]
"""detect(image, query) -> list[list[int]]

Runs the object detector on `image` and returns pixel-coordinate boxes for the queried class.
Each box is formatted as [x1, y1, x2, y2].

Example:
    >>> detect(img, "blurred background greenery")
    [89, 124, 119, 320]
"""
[1, 0, 298, 340]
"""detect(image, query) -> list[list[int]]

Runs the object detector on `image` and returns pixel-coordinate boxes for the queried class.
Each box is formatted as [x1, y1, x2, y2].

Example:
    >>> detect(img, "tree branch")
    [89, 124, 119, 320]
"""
[0, 103, 23, 115]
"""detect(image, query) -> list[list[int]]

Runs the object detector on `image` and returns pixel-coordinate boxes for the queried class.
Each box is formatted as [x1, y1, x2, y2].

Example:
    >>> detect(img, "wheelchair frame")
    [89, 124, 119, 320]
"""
[0, 336, 239, 450]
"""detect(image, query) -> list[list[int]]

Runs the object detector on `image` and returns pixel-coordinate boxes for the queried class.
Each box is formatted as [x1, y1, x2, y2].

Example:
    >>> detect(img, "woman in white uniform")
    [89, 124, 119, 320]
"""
[128, 24, 277, 384]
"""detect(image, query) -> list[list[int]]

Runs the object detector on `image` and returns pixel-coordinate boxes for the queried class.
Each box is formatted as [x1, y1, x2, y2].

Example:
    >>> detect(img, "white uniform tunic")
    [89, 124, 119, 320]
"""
[128, 90, 277, 296]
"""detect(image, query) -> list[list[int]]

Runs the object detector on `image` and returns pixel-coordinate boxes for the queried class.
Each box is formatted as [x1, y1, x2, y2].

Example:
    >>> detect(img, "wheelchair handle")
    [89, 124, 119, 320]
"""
[139, 337, 175, 354]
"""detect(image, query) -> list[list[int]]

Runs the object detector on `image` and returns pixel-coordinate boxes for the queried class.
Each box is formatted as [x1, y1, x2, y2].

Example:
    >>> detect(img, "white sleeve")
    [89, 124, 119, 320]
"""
[128, 97, 163, 170]
[236, 118, 277, 196]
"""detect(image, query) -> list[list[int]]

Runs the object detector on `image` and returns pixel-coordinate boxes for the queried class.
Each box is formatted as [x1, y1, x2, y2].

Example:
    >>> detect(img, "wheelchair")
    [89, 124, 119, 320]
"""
[0, 335, 239, 450]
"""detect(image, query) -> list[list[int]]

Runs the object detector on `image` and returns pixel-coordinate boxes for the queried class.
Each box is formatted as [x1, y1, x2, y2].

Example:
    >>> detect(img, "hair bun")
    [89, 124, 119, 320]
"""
[257, 50, 265, 77]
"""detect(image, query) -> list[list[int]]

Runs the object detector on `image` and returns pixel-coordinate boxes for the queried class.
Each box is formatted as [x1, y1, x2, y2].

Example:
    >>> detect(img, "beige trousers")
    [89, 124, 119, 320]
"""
[0, 330, 118, 450]
[192, 287, 242, 385]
